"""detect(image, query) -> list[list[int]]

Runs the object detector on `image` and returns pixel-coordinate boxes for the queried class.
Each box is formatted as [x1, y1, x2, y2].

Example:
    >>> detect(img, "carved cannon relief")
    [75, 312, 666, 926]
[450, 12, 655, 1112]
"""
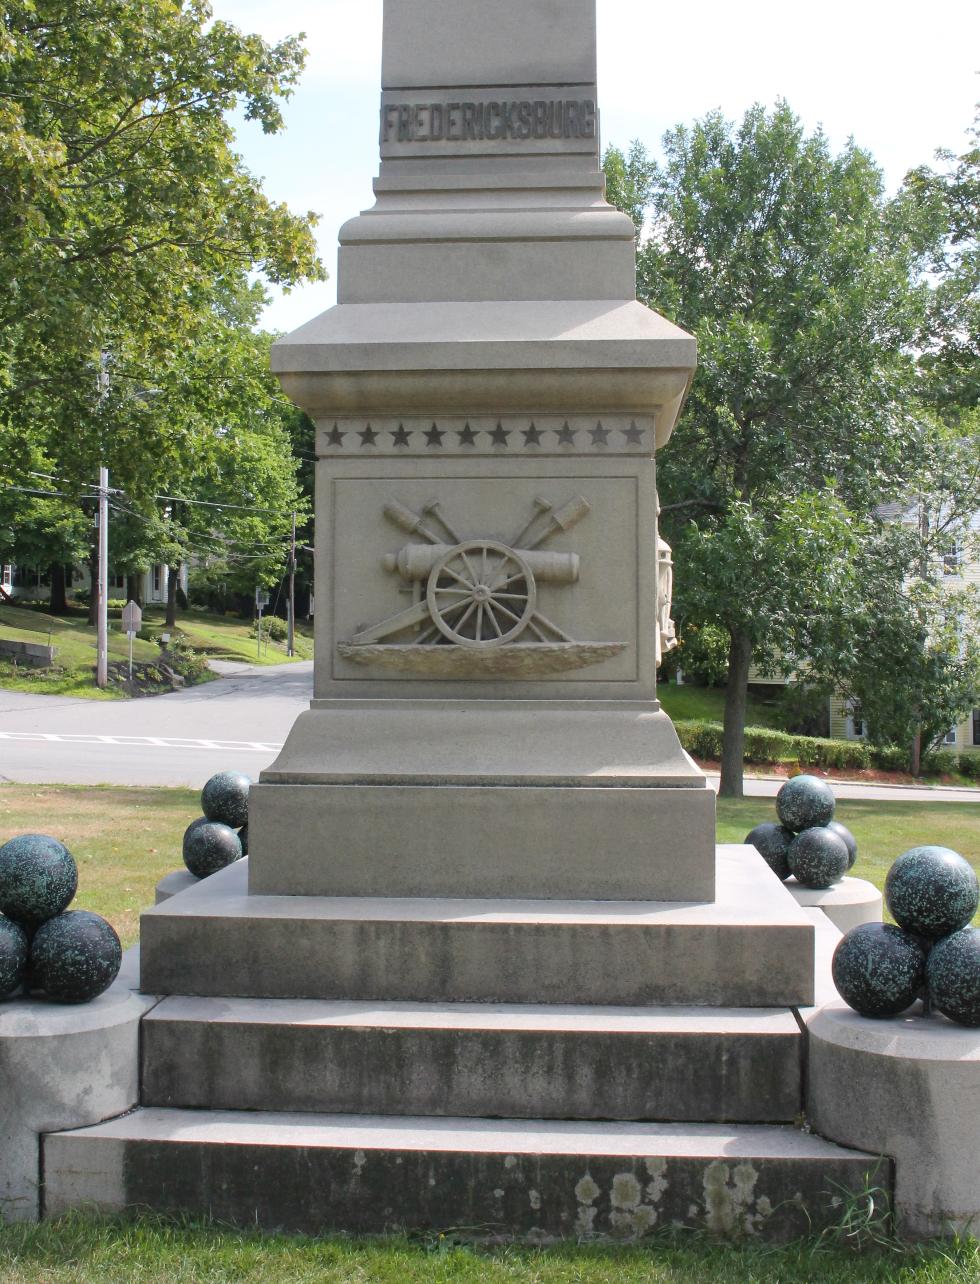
[337, 494, 628, 676]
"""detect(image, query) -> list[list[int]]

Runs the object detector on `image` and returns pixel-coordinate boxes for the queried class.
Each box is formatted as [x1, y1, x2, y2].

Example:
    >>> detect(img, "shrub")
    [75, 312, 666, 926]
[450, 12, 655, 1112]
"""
[921, 750, 960, 777]
[795, 736, 872, 770]
[676, 721, 724, 760]
[870, 745, 910, 773]
[252, 615, 288, 642]
[958, 753, 980, 781]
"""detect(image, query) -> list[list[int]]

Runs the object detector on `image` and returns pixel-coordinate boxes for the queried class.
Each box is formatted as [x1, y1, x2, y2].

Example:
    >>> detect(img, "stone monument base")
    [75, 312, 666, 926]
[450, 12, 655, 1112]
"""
[248, 700, 717, 901]
[0, 948, 157, 1223]
[808, 1002, 980, 1238]
[37, 845, 889, 1240]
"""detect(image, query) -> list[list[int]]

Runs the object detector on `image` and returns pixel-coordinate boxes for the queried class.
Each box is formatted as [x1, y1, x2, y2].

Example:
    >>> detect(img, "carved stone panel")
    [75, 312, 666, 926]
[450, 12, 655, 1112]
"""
[326, 472, 642, 687]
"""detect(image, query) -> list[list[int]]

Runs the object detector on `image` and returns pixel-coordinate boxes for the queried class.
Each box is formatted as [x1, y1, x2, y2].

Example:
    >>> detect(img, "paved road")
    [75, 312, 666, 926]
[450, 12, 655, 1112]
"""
[0, 666, 977, 801]
[0, 662, 312, 788]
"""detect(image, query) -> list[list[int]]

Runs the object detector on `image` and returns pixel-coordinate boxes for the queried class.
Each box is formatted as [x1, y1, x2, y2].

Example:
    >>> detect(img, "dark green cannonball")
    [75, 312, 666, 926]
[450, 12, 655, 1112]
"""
[0, 834, 78, 928]
[745, 822, 794, 881]
[926, 929, 980, 1027]
[827, 820, 858, 871]
[201, 772, 251, 829]
[30, 910, 122, 1004]
[787, 826, 850, 889]
[885, 846, 979, 940]
[238, 824, 248, 857]
[775, 775, 836, 832]
[0, 916, 29, 999]
[832, 923, 926, 1018]
[183, 818, 242, 879]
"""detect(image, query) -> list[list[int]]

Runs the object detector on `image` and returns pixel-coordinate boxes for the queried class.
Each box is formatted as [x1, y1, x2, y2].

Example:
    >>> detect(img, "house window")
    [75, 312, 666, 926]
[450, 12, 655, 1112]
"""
[943, 543, 960, 575]
[944, 727, 958, 746]
[973, 709, 980, 746]
[153, 566, 162, 594]
[847, 707, 865, 739]
[1, 565, 11, 590]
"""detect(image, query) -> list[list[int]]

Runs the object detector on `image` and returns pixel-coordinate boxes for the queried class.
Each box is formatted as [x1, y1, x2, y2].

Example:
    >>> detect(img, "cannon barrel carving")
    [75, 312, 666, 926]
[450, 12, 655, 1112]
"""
[382, 543, 580, 585]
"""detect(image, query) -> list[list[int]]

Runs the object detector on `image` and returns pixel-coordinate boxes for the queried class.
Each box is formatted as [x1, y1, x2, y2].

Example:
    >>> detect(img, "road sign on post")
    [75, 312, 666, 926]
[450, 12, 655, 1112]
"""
[255, 588, 270, 659]
[121, 601, 143, 634]
[122, 600, 142, 678]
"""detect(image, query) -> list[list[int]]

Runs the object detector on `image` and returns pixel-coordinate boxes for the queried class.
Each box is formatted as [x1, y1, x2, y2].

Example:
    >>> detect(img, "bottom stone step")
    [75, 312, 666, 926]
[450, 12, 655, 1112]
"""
[44, 1109, 887, 1242]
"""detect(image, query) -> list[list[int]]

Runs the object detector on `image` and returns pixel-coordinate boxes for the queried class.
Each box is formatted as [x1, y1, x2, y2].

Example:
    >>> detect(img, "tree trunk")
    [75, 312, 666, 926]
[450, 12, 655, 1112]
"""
[49, 564, 68, 614]
[719, 628, 753, 798]
[911, 728, 922, 778]
[126, 573, 143, 608]
[165, 565, 180, 628]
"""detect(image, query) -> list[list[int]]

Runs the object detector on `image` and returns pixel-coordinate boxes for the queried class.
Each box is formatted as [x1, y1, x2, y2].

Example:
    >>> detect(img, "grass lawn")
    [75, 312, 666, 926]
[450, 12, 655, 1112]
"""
[0, 784, 196, 946]
[0, 1217, 975, 1283]
[0, 602, 162, 698]
[658, 683, 784, 729]
[141, 605, 314, 666]
[0, 602, 313, 697]
[0, 785, 976, 948]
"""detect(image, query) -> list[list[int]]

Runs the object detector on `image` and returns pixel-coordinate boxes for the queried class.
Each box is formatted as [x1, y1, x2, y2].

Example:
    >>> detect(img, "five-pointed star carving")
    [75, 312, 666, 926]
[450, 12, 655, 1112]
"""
[457, 423, 478, 447]
[555, 421, 577, 447]
[523, 422, 543, 446]
[489, 422, 510, 447]
[391, 424, 412, 448]
[622, 421, 645, 446]
[324, 425, 346, 448]
[359, 424, 379, 447]
[424, 422, 445, 447]
[589, 421, 611, 446]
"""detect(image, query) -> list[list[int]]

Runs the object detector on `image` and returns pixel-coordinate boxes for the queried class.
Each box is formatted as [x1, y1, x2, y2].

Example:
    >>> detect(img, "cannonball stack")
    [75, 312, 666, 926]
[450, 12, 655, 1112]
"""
[833, 846, 980, 1027]
[745, 775, 857, 890]
[0, 835, 122, 1005]
[182, 771, 251, 879]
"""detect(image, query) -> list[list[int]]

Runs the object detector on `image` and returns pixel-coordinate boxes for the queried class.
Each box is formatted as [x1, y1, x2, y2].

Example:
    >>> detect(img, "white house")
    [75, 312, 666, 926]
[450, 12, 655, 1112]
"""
[1, 561, 187, 606]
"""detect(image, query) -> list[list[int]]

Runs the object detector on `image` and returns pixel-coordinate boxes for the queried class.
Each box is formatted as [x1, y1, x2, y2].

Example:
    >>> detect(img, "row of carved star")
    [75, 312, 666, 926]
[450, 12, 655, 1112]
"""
[322, 421, 648, 449]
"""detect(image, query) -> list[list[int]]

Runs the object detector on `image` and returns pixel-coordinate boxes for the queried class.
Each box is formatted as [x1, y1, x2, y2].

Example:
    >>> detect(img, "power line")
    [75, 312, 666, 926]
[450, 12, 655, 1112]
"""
[154, 492, 294, 516]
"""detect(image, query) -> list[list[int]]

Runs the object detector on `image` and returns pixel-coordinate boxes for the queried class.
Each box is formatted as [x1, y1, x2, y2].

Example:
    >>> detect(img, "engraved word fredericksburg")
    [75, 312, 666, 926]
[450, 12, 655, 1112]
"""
[381, 97, 597, 144]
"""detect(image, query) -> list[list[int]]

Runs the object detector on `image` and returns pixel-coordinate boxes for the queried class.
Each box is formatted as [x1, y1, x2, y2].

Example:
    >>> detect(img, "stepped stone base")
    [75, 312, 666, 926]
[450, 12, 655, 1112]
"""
[249, 701, 716, 902]
[141, 996, 803, 1122]
[44, 1109, 885, 1242]
[139, 847, 815, 1008]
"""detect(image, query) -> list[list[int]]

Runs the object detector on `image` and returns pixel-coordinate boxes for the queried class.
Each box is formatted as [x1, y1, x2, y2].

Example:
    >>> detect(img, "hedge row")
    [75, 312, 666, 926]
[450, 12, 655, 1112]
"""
[674, 720, 980, 778]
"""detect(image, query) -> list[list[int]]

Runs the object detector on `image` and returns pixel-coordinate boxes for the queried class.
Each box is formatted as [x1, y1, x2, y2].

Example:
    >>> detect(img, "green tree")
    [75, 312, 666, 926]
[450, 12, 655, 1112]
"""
[605, 104, 936, 794]
[907, 106, 980, 412]
[0, 0, 324, 553]
[824, 418, 980, 765]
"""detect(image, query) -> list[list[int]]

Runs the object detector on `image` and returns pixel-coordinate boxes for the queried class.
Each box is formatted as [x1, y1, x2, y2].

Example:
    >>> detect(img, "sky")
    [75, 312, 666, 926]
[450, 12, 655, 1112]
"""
[210, 0, 980, 335]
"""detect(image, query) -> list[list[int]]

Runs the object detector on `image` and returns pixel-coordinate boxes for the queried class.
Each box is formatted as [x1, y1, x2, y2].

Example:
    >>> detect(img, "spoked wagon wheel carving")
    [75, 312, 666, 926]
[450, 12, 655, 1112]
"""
[426, 540, 536, 648]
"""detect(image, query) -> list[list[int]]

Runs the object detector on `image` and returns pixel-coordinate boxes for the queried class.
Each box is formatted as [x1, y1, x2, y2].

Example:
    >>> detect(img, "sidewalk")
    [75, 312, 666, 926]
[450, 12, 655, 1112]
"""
[703, 771, 980, 805]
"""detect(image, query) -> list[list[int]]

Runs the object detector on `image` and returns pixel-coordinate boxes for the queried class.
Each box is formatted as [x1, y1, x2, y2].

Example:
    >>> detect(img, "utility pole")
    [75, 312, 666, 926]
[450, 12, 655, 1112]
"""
[287, 511, 297, 657]
[96, 466, 109, 689]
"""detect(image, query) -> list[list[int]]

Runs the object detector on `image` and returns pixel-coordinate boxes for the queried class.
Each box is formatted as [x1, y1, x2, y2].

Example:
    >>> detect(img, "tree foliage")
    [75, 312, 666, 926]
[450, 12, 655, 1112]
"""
[0, 0, 324, 622]
[605, 102, 939, 793]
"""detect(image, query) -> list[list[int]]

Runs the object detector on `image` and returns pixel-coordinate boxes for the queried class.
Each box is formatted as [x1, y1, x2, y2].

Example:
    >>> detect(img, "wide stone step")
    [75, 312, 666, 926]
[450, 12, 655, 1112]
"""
[43, 1109, 886, 1241]
[141, 997, 803, 1123]
[139, 849, 815, 1008]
